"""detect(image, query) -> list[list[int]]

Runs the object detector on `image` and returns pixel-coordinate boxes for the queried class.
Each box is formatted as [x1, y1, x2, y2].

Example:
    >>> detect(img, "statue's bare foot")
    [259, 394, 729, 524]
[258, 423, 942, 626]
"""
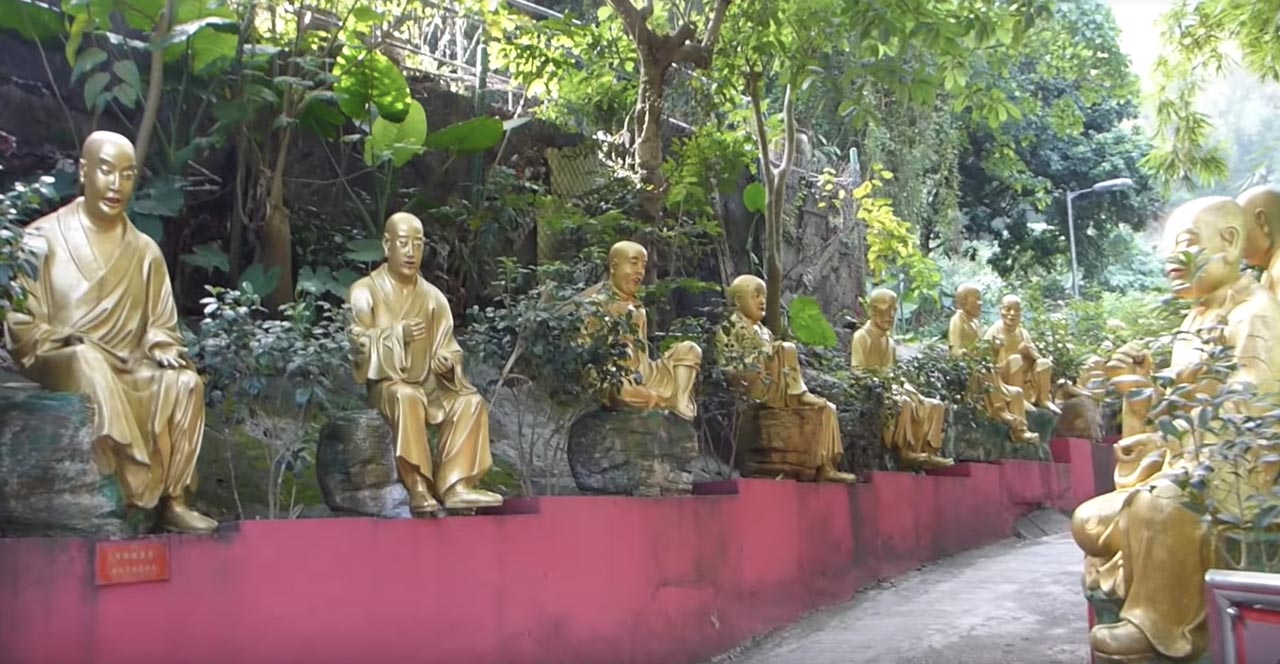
[795, 392, 828, 408]
[442, 485, 503, 510]
[1039, 401, 1063, 416]
[817, 465, 857, 483]
[671, 403, 697, 421]
[924, 454, 955, 469]
[1017, 430, 1042, 445]
[1090, 620, 1159, 663]
[409, 491, 441, 518]
[160, 499, 217, 533]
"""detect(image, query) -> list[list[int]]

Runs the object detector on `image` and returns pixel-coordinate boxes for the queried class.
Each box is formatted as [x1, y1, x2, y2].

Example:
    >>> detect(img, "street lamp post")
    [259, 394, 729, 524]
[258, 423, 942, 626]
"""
[1066, 177, 1135, 297]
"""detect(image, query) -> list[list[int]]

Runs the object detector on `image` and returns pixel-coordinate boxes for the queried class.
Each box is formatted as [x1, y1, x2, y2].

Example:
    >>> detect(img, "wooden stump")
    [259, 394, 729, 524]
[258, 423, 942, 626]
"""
[739, 406, 829, 481]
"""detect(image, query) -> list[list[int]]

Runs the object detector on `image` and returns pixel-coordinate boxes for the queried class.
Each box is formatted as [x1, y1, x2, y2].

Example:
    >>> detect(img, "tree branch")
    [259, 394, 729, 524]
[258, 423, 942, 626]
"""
[134, 0, 177, 171]
[700, 0, 731, 50]
[747, 70, 773, 182]
[607, 0, 646, 42]
[777, 83, 797, 183]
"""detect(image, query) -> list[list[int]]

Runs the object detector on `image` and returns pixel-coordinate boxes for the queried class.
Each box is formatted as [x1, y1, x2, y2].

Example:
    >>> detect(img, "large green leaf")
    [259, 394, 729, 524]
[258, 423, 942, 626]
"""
[239, 263, 281, 296]
[789, 296, 838, 348]
[130, 177, 186, 217]
[424, 116, 503, 154]
[164, 4, 237, 73]
[742, 182, 767, 213]
[70, 47, 108, 83]
[1, 0, 63, 42]
[333, 46, 411, 123]
[344, 238, 385, 262]
[132, 213, 164, 241]
[365, 99, 427, 167]
[182, 243, 229, 273]
[297, 93, 346, 139]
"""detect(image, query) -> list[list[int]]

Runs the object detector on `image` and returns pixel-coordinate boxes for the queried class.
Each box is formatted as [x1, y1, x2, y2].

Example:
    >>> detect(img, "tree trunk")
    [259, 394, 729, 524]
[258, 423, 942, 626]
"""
[751, 81, 797, 336]
[635, 64, 667, 222]
[263, 127, 294, 308]
[133, 0, 176, 171]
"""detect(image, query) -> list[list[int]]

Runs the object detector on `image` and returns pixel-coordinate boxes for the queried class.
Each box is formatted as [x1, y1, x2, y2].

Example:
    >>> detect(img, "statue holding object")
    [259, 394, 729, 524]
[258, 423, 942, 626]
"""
[983, 294, 1062, 416]
[716, 275, 856, 483]
[4, 131, 216, 533]
[850, 288, 953, 470]
[347, 212, 502, 516]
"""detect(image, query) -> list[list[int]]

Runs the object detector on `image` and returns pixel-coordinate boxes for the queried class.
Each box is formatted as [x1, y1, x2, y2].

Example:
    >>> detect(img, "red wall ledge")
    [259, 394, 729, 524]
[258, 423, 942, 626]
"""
[0, 437, 1108, 664]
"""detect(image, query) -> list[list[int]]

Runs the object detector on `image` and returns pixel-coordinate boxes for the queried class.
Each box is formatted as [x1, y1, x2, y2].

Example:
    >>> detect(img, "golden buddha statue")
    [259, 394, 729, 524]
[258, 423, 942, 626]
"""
[1072, 196, 1280, 663]
[948, 283, 1039, 445]
[4, 131, 216, 533]
[715, 274, 856, 483]
[850, 288, 953, 469]
[983, 294, 1061, 416]
[347, 212, 502, 515]
[1238, 184, 1280, 297]
[578, 240, 701, 420]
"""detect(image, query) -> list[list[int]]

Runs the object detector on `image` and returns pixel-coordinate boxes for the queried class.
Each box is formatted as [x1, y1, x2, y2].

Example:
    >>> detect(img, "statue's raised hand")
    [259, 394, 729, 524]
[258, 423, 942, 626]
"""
[151, 347, 183, 369]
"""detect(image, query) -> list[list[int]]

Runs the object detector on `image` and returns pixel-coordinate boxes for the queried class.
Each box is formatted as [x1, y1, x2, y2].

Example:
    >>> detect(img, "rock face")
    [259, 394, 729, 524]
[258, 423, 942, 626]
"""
[567, 409, 708, 496]
[738, 406, 829, 481]
[0, 386, 149, 537]
[1053, 395, 1102, 441]
[316, 410, 410, 518]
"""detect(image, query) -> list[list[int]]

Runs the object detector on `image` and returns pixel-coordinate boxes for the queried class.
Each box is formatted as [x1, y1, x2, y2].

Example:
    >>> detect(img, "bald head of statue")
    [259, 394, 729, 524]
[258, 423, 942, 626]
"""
[608, 240, 647, 299]
[1238, 184, 1280, 269]
[79, 131, 137, 225]
[383, 212, 426, 283]
[867, 288, 898, 333]
[1163, 196, 1247, 300]
[728, 274, 767, 324]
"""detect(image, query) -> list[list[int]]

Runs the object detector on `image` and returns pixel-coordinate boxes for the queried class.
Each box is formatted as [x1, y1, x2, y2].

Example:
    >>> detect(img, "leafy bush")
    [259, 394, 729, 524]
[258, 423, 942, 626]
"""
[187, 285, 355, 518]
[0, 173, 75, 323]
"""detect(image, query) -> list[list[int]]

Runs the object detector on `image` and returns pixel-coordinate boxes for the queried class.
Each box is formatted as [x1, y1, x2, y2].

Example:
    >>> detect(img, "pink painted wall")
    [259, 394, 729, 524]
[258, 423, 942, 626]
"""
[0, 437, 1107, 664]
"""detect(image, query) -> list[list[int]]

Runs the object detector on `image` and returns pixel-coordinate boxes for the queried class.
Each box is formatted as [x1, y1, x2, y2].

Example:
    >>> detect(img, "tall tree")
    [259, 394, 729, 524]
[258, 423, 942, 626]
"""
[1141, 0, 1280, 189]
[604, 0, 730, 221]
[954, 0, 1162, 284]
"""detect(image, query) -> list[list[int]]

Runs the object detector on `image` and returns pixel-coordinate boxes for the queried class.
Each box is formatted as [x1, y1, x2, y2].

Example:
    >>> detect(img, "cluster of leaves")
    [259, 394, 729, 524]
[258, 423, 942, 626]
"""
[1141, 0, 1280, 190]
[186, 284, 356, 519]
[0, 174, 76, 321]
[463, 256, 633, 406]
[857, 167, 942, 318]
[1130, 327, 1280, 572]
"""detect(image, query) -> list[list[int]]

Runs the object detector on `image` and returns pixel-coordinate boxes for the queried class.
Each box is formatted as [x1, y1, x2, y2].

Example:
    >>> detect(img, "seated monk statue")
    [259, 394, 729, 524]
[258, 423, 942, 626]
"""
[715, 274, 856, 483]
[1072, 196, 1280, 663]
[1238, 183, 1280, 298]
[947, 283, 1039, 445]
[577, 240, 701, 420]
[983, 294, 1062, 416]
[4, 131, 216, 532]
[347, 212, 502, 515]
[850, 288, 953, 469]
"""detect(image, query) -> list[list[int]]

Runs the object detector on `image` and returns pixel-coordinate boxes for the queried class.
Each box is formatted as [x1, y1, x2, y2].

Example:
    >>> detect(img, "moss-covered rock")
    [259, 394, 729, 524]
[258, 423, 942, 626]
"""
[567, 409, 707, 496]
[0, 387, 154, 537]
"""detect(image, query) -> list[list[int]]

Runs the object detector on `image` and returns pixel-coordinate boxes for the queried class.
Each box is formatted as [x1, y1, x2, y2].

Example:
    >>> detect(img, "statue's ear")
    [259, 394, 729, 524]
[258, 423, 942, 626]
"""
[1221, 224, 1242, 253]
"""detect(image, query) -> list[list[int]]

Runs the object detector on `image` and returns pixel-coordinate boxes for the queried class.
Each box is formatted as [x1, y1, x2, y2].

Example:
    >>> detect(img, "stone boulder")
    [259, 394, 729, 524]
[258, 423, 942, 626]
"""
[316, 410, 410, 518]
[567, 409, 710, 496]
[0, 385, 151, 537]
[1053, 395, 1102, 441]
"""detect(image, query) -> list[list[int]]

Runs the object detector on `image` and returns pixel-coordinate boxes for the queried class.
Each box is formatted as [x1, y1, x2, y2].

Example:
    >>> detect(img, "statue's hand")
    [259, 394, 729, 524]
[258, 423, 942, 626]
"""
[151, 347, 183, 369]
[402, 319, 430, 343]
[431, 354, 454, 375]
[51, 327, 84, 346]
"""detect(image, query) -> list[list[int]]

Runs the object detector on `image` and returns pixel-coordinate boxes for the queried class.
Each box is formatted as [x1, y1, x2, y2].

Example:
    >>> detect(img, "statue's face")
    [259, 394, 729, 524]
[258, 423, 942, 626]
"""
[610, 245, 646, 299]
[382, 215, 425, 281]
[999, 299, 1021, 329]
[869, 296, 896, 333]
[79, 137, 137, 221]
[737, 282, 766, 324]
[960, 291, 981, 317]
[1166, 212, 1238, 300]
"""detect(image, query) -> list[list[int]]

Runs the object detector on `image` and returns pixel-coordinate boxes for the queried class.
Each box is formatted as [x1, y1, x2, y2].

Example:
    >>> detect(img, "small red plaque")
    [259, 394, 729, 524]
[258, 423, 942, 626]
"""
[95, 539, 171, 586]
